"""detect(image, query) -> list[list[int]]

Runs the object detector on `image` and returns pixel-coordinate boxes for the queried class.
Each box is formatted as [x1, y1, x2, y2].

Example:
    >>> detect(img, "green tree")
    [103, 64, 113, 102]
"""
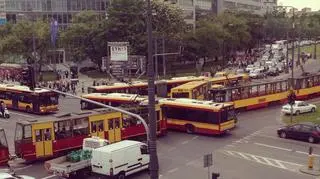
[0, 19, 50, 69]
[106, 0, 186, 55]
[60, 11, 108, 67]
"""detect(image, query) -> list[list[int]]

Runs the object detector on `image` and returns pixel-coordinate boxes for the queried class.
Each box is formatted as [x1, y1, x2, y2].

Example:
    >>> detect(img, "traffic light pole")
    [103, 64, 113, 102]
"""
[146, 0, 159, 178]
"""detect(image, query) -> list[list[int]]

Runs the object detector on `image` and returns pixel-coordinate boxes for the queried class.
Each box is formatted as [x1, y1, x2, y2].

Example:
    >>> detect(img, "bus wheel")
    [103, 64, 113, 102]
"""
[117, 171, 125, 179]
[185, 124, 195, 134]
[26, 106, 31, 113]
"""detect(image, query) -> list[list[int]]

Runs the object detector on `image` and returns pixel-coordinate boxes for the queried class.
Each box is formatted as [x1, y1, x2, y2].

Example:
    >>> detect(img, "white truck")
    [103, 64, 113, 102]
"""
[45, 137, 109, 179]
[91, 140, 150, 179]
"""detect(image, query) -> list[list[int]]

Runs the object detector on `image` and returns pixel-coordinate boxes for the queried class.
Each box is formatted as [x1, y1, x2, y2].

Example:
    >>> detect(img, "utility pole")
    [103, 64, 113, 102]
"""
[146, 0, 159, 178]
[290, 7, 295, 124]
[286, 32, 289, 74]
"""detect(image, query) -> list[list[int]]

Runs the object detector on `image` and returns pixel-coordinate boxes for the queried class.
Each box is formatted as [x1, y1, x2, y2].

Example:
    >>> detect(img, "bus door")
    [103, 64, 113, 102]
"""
[106, 118, 121, 143]
[32, 123, 54, 157]
[32, 100, 39, 113]
[12, 94, 19, 109]
[156, 110, 161, 132]
[90, 119, 105, 139]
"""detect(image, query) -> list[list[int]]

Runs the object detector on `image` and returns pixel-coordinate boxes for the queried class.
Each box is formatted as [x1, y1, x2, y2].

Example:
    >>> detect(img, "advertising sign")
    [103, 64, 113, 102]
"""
[108, 42, 129, 61]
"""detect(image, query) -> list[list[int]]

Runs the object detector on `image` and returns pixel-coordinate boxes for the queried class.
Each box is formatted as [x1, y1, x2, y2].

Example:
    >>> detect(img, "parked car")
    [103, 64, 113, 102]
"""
[249, 69, 264, 79]
[281, 101, 317, 115]
[277, 123, 320, 143]
[267, 67, 279, 76]
[277, 65, 284, 73]
[245, 65, 255, 73]
[236, 69, 246, 75]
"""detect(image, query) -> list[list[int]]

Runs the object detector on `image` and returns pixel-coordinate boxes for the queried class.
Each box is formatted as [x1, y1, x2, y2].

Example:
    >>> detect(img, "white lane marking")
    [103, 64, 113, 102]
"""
[191, 136, 199, 140]
[254, 142, 292, 152]
[10, 112, 33, 118]
[226, 144, 235, 148]
[238, 153, 251, 160]
[221, 150, 303, 172]
[251, 155, 265, 164]
[167, 167, 179, 173]
[41, 175, 56, 179]
[181, 140, 189, 145]
[274, 160, 288, 169]
[256, 134, 280, 140]
[168, 147, 176, 152]
[296, 151, 320, 157]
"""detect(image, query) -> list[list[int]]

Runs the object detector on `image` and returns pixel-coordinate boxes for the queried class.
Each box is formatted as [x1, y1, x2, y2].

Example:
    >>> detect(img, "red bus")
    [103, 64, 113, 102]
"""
[80, 93, 167, 138]
[14, 107, 166, 161]
[0, 128, 9, 166]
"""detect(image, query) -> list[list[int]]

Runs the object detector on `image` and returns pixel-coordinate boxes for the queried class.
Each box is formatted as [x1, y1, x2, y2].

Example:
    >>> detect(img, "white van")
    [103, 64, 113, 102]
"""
[91, 140, 150, 179]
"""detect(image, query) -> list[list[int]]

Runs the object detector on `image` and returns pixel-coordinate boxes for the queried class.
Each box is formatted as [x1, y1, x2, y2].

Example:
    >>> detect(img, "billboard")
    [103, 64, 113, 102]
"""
[0, 13, 7, 25]
[108, 42, 129, 61]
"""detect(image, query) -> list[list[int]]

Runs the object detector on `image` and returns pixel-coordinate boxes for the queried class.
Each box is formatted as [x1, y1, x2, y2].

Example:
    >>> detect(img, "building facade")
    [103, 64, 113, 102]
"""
[214, 0, 277, 15]
[2, 0, 108, 28]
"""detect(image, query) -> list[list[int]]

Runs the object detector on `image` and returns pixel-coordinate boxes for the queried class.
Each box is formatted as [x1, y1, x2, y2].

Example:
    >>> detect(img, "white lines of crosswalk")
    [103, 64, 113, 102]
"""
[221, 150, 303, 172]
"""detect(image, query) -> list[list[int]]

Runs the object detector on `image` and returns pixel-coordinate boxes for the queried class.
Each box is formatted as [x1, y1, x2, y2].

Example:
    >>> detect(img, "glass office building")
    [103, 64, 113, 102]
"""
[3, 0, 108, 28]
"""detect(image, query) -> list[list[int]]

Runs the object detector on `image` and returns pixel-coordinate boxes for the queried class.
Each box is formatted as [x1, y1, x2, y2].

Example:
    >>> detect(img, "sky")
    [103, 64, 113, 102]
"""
[277, 0, 320, 11]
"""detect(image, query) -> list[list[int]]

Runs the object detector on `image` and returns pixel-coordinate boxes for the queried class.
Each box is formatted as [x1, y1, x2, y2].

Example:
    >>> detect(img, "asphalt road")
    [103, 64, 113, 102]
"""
[1, 96, 317, 179]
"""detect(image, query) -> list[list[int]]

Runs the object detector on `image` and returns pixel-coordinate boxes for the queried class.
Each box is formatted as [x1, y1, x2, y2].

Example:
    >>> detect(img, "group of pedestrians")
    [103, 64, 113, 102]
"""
[38, 79, 78, 96]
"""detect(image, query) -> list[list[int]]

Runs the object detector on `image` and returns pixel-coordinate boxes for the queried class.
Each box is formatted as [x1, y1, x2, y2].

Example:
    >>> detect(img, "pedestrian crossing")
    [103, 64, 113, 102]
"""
[221, 150, 303, 172]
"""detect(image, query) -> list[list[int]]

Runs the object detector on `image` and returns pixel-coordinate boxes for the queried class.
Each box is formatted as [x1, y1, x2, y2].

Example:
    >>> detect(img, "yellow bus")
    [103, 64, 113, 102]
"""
[208, 73, 320, 111]
[170, 80, 210, 100]
[0, 84, 59, 113]
[208, 73, 250, 87]
[87, 76, 207, 97]
[159, 98, 237, 135]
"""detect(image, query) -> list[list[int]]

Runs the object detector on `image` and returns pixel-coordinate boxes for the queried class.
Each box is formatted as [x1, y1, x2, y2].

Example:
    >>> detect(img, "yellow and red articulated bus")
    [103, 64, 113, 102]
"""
[159, 98, 237, 135]
[0, 128, 9, 166]
[14, 107, 167, 162]
[87, 76, 207, 96]
[80, 93, 167, 137]
[208, 73, 320, 110]
[0, 84, 59, 114]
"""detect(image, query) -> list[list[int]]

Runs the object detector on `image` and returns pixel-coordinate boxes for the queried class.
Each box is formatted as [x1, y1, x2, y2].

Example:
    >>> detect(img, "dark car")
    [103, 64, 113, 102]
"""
[277, 123, 320, 143]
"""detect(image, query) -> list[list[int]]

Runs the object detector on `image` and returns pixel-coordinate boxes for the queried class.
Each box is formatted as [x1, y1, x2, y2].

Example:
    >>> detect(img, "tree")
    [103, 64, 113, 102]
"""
[60, 11, 108, 67]
[0, 19, 51, 70]
[106, 0, 186, 55]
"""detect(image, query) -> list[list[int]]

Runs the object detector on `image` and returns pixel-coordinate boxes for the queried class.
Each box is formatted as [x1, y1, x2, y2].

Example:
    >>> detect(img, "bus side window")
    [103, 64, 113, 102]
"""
[73, 118, 89, 136]
[115, 119, 120, 128]
[35, 130, 42, 142]
[108, 120, 114, 130]
[24, 125, 32, 141]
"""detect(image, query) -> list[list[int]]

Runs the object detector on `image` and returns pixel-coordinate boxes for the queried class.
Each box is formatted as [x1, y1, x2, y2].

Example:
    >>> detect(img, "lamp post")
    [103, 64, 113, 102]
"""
[264, 3, 296, 123]
[146, 0, 159, 178]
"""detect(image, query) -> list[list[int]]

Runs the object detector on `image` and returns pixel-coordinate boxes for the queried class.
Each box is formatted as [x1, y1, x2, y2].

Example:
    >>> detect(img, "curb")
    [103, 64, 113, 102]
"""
[299, 166, 320, 176]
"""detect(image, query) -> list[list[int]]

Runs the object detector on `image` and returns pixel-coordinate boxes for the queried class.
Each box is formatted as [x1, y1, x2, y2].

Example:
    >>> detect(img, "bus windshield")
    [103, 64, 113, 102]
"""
[39, 94, 58, 105]
[221, 106, 236, 123]
[0, 130, 7, 148]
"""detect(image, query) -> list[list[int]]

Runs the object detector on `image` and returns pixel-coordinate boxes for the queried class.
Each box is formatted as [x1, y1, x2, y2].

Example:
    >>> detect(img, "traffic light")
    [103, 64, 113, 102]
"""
[21, 65, 35, 91]
[288, 92, 296, 105]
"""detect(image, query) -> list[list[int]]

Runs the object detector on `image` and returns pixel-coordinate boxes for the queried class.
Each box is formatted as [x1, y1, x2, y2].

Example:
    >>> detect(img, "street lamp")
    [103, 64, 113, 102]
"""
[146, 0, 159, 179]
[264, 3, 296, 123]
